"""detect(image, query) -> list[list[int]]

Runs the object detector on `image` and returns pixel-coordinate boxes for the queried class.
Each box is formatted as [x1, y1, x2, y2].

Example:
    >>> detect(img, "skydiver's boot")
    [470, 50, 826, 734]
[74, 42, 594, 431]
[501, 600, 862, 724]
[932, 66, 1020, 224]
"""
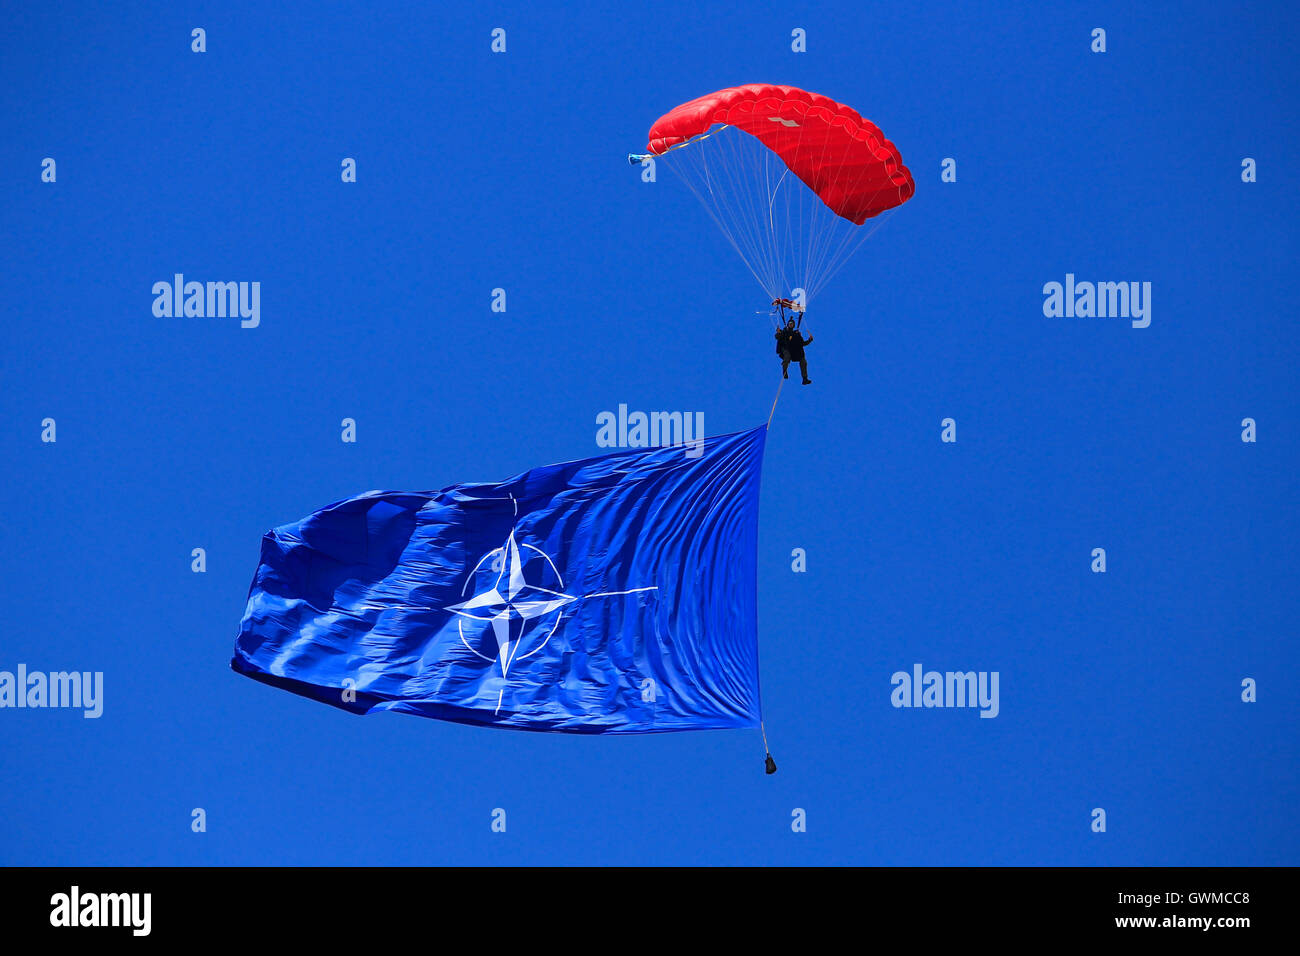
[802, 378, 812, 385]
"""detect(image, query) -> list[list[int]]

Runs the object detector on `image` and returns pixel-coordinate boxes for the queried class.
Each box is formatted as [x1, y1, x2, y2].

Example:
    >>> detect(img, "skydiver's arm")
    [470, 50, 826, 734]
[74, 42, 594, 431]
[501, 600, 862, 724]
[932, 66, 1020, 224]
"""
[802, 334, 814, 346]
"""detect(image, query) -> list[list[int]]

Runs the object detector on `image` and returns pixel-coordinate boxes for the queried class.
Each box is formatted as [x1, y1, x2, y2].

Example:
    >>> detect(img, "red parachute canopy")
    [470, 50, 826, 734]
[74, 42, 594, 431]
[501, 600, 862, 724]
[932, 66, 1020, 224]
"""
[646, 84, 914, 225]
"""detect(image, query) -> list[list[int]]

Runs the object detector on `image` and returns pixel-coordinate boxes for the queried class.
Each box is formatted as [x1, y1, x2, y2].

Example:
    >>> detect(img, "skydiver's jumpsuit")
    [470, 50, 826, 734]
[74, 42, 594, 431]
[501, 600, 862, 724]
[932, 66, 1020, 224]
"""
[776, 327, 813, 383]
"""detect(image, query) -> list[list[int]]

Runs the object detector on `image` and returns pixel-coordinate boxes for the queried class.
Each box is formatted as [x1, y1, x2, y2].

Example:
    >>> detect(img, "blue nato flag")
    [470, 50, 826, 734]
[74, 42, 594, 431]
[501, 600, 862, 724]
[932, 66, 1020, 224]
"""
[232, 426, 767, 733]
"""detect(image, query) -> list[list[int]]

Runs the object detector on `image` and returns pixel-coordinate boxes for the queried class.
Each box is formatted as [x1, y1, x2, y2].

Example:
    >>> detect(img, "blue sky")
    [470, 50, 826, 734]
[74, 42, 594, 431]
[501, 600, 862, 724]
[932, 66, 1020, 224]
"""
[1, 0, 1296, 865]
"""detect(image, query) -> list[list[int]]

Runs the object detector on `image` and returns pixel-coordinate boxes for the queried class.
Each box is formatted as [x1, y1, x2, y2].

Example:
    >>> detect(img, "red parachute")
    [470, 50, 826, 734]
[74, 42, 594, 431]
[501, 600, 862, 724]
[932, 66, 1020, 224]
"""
[634, 84, 914, 308]
[647, 84, 913, 225]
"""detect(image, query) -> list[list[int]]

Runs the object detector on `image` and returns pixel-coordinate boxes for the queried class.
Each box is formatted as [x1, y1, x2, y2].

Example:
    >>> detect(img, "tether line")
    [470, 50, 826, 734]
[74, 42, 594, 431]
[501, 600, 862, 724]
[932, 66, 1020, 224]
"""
[766, 376, 784, 429]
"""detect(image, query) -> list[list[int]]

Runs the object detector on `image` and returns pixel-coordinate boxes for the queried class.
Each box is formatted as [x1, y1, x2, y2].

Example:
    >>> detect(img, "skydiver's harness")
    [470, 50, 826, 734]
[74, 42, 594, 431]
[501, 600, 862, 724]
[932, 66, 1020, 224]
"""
[772, 299, 806, 355]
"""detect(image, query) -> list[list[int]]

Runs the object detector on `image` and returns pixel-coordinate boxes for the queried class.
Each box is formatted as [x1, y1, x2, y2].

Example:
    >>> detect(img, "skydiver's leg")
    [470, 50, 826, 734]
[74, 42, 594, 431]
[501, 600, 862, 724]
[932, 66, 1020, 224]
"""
[800, 358, 810, 384]
[781, 353, 790, 379]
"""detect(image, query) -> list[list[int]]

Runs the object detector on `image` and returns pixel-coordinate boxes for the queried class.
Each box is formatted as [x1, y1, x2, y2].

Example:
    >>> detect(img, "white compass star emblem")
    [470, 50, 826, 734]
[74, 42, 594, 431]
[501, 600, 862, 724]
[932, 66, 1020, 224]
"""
[443, 496, 658, 715]
[445, 528, 576, 677]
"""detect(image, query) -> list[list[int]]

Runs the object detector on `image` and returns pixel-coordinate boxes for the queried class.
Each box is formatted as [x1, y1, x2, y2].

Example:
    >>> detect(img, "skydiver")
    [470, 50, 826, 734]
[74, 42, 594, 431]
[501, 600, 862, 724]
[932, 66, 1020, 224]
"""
[775, 317, 813, 385]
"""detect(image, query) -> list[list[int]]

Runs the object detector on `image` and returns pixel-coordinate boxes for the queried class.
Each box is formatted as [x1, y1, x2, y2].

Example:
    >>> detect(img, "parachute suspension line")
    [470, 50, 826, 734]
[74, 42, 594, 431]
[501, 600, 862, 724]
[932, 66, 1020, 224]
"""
[666, 137, 774, 299]
[803, 108, 854, 301]
[782, 101, 903, 304]
[807, 114, 844, 299]
[656, 107, 908, 313]
[666, 125, 792, 304]
[710, 127, 767, 295]
[718, 126, 776, 297]
[760, 108, 811, 304]
[771, 133, 794, 298]
[703, 129, 775, 297]
[794, 104, 817, 303]
[774, 150, 790, 300]
[803, 113, 907, 301]
[721, 123, 781, 298]
[753, 135, 781, 296]
[809, 206, 899, 301]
